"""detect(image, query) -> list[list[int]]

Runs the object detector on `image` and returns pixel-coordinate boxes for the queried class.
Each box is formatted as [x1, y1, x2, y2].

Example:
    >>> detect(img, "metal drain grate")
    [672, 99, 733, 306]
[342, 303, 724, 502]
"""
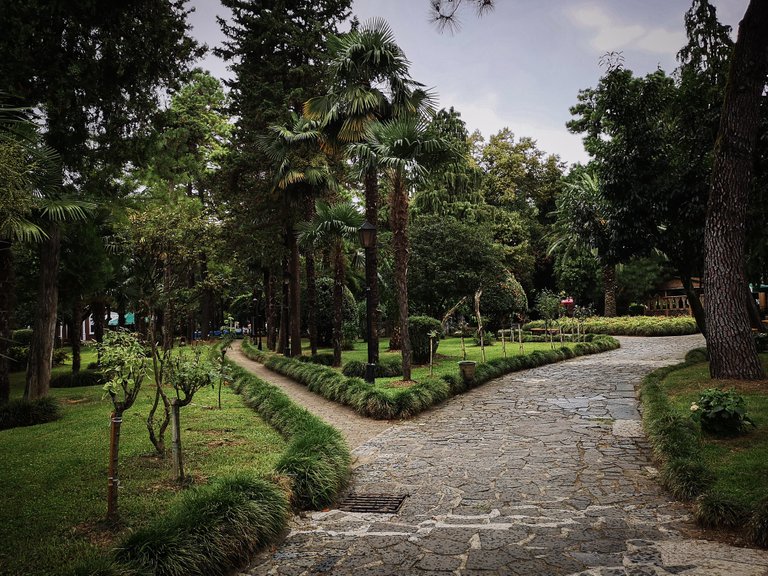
[337, 493, 407, 514]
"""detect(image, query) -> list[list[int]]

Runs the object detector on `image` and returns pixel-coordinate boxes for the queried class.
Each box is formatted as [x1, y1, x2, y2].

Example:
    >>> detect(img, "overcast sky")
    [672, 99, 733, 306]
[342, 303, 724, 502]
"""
[187, 0, 746, 167]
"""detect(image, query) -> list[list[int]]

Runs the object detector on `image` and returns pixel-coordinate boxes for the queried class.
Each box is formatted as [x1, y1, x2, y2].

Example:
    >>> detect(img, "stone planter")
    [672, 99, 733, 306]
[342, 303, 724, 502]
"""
[458, 360, 477, 383]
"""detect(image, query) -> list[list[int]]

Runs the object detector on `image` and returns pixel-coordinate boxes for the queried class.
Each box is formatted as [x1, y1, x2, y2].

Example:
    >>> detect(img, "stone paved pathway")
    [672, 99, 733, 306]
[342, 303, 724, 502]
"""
[234, 335, 768, 576]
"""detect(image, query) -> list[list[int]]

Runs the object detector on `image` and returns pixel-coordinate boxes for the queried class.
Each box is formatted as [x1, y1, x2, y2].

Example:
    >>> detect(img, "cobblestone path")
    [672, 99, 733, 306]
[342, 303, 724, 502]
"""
[237, 335, 768, 576]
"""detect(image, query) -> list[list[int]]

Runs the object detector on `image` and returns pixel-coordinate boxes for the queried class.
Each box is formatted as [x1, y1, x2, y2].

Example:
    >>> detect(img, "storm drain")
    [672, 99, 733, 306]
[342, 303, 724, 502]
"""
[337, 493, 407, 514]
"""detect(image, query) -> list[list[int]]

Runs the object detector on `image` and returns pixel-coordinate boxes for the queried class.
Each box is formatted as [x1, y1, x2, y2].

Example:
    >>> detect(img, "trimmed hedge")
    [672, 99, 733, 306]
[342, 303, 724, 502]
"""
[242, 335, 620, 420]
[50, 370, 106, 388]
[0, 396, 61, 430]
[72, 351, 351, 576]
[342, 355, 403, 378]
[639, 348, 768, 548]
[524, 315, 698, 336]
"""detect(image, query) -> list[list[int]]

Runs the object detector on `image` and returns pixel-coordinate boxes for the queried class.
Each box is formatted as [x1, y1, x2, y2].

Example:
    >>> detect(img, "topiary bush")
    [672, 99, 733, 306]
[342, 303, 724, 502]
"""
[409, 316, 443, 364]
[0, 396, 61, 430]
[50, 370, 106, 388]
[11, 328, 33, 346]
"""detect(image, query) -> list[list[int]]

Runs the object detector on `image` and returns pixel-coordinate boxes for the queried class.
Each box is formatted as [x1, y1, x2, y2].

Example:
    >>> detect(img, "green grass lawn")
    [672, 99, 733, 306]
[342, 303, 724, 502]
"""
[0, 345, 286, 576]
[314, 335, 576, 385]
[661, 353, 768, 508]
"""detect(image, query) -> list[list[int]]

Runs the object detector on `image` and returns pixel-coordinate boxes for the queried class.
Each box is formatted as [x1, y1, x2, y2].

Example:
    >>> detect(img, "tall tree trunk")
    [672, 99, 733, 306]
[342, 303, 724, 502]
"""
[289, 229, 302, 357]
[0, 239, 14, 404]
[92, 296, 106, 344]
[680, 272, 707, 339]
[266, 268, 277, 351]
[278, 256, 289, 355]
[24, 226, 61, 401]
[703, 0, 767, 380]
[200, 253, 214, 339]
[602, 263, 617, 318]
[70, 297, 83, 374]
[391, 172, 412, 381]
[364, 166, 380, 362]
[305, 197, 318, 356]
[332, 240, 344, 367]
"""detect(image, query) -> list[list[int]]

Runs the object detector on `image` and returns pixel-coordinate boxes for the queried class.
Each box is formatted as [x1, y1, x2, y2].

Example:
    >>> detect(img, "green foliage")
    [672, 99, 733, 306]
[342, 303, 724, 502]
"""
[116, 474, 289, 576]
[97, 330, 148, 412]
[314, 277, 358, 347]
[524, 315, 698, 336]
[408, 216, 508, 318]
[690, 388, 756, 436]
[297, 353, 336, 366]
[535, 289, 561, 323]
[627, 303, 647, 316]
[11, 328, 33, 345]
[342, 355, 403, 378]
[52, 348, 70, 366]
[694, 492, 750, 529]
[0, 396, 60, 430]
[50, 370, 106, 389]
[166, 348, 216, 406]
[480, 271, 528, 330]
[409, 316, 443, 364]
[229, 362, 350, 509]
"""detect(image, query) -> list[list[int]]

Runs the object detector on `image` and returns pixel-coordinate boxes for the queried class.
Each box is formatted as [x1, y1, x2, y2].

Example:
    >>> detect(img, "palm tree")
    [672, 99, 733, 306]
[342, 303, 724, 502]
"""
[260, 113, 337, 357]
[0, 101, 92, 402]
[305, 18, 432, 366]
[547, 170, 618, 317]
[350, 116, 451, 380]
[300, 201, 363, 366]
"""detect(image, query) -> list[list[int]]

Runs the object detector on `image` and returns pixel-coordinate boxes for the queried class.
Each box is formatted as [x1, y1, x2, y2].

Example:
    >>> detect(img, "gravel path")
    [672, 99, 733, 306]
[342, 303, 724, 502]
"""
[233, 335, 768, 576]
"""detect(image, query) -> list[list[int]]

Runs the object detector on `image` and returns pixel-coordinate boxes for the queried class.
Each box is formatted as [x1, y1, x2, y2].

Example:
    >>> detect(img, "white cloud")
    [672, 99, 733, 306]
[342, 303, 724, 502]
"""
[566, 3, 683, 55]
[442, 92, 590, 167]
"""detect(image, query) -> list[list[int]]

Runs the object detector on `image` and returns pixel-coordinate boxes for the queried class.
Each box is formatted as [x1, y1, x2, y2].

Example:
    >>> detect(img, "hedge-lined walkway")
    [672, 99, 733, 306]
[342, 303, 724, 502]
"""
[229, 342, 392, 449]
[240, 334, 768, 576]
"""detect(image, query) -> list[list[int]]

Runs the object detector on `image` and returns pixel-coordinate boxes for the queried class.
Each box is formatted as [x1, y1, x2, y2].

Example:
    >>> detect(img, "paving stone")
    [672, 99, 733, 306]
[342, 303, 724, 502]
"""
[234, 335, 768, 575]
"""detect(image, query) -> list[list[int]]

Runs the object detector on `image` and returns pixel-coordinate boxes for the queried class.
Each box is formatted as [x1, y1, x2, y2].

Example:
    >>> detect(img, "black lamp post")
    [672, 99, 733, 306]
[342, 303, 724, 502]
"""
[358, 220, 376, 383]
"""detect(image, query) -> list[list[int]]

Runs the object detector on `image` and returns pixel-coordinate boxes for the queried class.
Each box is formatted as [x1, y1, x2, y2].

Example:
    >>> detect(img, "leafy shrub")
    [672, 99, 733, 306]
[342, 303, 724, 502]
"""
[342, 355, 403, 378]
[409, 316, 442, 364]
[628, 303, 646, 316]
[52, 348, 70, 366]
[50, 370, 106, 388]
[7, 345, 28, 371]
[0, 396, 61, 430]
[694, 492, 750, 529]
[690, 388, 755, 436]
[473, 330, 496, 346]
[296, 353, 335, 366]
[11, 328, 33, 346]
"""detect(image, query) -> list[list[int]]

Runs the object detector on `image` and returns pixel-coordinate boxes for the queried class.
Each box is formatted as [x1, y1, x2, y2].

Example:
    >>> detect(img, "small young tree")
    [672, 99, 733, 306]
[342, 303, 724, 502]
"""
[98, 330, 148, 523]
[166, 347, 216, 483]
[536, 290, 562, 349]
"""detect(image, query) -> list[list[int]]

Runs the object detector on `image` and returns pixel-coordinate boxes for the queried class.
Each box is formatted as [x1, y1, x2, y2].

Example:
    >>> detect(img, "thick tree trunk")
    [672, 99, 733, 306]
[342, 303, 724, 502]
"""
[332, 241, 344, 367]
[602, 263, 617, 318]
[680, 273, 707, 339]
[0, 239, 14, 404]
[391, 172, 412, 381]
[288, 229, 302, 357]
[703, 0, 767, 380]
[364, 167, 380, 362]
[70, 297, 83, 374]
[24, 226, 61, 401]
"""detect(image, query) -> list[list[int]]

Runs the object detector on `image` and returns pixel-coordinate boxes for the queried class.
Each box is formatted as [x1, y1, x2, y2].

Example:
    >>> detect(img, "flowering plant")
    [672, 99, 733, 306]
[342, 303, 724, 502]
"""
[690, 388, 755, 436]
